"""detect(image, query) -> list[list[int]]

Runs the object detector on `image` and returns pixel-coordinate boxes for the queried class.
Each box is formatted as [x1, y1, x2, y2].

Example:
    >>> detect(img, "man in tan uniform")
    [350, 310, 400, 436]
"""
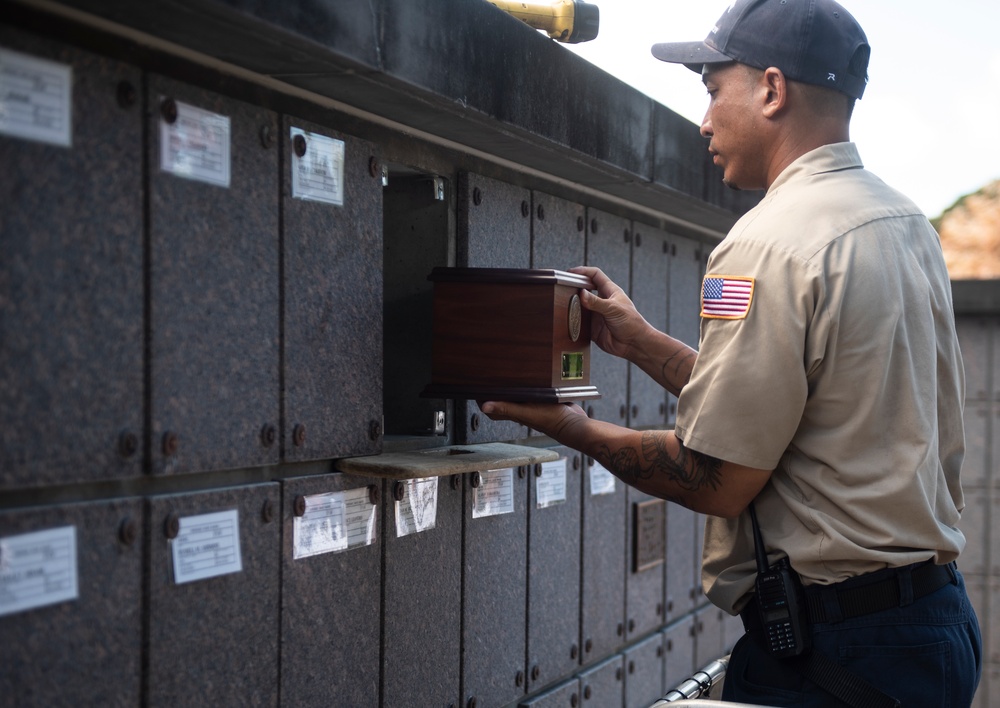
[481, 0, 982, 704]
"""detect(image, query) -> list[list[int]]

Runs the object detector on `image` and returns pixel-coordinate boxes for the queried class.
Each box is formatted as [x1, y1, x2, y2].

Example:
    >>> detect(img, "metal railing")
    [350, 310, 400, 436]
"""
[649, 655, 729, 705]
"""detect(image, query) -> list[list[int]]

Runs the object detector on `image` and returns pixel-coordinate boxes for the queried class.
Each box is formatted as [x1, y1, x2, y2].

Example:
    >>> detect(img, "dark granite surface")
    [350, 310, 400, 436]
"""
[0, 498, 143, 707]
[0, 27, 143, 488]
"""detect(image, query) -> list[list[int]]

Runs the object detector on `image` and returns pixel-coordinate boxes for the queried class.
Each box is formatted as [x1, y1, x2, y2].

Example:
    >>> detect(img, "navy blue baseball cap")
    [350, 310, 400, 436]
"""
[651, 0, 870, 99]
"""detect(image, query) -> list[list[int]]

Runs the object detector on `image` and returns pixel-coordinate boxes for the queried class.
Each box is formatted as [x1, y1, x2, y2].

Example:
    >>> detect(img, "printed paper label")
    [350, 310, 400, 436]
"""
[0, 48, 72, 147]
[395, 477, 439, 538]
[589, 461, 617, 496]
[0, 526, 78, 616]
[294, 487, 377, 559]
[160, 98, 231, 187]
[342, 487, 377, 550]
[171, 509, 242, 584]
[473, 468, 515, 519]
[290, 127, 345, 205]
[536, 458, 567, 509]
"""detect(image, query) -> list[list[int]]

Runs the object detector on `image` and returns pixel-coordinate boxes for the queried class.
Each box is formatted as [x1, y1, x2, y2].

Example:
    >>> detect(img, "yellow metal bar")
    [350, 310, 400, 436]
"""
[488, 0, 598, 43]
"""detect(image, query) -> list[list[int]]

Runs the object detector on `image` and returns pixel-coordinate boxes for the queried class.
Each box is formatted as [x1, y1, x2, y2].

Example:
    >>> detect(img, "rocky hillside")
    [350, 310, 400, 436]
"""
[934, 180, 1000, 279]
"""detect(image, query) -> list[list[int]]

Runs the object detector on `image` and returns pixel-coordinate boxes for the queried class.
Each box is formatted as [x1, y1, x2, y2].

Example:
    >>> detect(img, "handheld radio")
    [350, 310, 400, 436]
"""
[749, 503, 811, 657]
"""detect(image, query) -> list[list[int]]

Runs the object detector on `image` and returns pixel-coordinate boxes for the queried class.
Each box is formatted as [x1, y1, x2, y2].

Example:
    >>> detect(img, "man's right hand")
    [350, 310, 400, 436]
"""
[570, 265, 697, 396]
[570, 266, 651, 361]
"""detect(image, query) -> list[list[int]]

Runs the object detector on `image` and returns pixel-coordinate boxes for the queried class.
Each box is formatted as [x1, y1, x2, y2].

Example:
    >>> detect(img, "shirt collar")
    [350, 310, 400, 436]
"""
[767, 142, 864, 194]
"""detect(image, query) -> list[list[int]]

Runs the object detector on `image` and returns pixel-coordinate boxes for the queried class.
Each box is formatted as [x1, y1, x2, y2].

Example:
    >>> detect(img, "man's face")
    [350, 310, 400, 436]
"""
[700, 63, 766, 191]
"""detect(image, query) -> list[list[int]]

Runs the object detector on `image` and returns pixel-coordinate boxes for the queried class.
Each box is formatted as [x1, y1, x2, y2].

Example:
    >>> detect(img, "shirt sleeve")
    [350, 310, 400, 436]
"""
[674, 236, 819, 470]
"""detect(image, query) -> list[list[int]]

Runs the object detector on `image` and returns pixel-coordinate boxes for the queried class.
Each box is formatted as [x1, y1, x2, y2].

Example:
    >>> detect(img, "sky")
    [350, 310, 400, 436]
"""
[564, 0, 1000, 219]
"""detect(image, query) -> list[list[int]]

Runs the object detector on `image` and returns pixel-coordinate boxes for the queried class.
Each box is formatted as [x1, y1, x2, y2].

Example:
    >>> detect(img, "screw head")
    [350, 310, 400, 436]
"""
[577, 216, 584, 232]
[164, 513, 180, 539]
[517, 466, 527, 479]
[515, 671, 524, 687]
[369, 420, 382, 441]
[631, 405, 638, 418]
[585, 638, 593, 653]
[160, 97, 178, 124]
[584, 685, 592, 700]
[635, 232, 642, 247]
[294, 495, 307, 517]
[261, 499, 274, 523]
[118, 517, 137, 546]
[162, 431, 178, 457]
[590, 218, 598, 234]
[259, 124, 274, 149]
[629, 618, 636, 633]
[292, 424, 306, 447]
[534, 463, 542, 477]
[571, 694, 579, 708]
[531, 665, 540, 681]
[623, 228, 631, 243]
[450, 474, 461, 490]
[628, 661, 635, 675]
[293, 133, 307, 157]
[118, 430, 138, 459]
[573, 456, 580, 470]
[617, 622, 624, 636]
[536, 204, 545, 220]
[521, 200, 530, 217]
[393, 481, 405, 502]
[369, 484, 381, 505]
[471, 471, 482, 488]
[116, 80, 136, 109]
[472, 187, 482, 206]
[619, 404, 626, 419]
[368, 155, 379, 178]
[467, 697, 477, 708]
[470, 414, 480, 432]
[260, 424, 276, 448]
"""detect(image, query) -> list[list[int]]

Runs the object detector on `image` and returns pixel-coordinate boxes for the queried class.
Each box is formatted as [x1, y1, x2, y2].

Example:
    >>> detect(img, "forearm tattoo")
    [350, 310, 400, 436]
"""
[597, 432, 723, 499]
[660, 349, 696, 394]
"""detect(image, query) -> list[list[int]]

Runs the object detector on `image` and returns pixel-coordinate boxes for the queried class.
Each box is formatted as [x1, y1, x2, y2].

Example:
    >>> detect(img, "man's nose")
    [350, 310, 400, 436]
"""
[700, 110, 713, 138]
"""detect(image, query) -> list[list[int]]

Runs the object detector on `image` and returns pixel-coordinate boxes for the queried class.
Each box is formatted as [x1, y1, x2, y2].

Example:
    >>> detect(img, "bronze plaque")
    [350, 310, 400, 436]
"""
[568, 294, 582, 342]
[632, 499, 666, 573]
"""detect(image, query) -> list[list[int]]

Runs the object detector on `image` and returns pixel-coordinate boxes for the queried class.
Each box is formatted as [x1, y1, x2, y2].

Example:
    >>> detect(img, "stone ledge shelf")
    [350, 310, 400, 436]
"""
[334, 443, 560, 479]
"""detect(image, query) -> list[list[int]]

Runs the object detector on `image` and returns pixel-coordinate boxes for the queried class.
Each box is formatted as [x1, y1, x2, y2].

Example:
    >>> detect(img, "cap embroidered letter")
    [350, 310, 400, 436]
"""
[701, 275, 755, 320]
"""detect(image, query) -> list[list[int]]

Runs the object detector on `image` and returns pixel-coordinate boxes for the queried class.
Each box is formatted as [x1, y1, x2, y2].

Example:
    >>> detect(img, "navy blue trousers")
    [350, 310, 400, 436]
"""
[723, 565, 982, 707]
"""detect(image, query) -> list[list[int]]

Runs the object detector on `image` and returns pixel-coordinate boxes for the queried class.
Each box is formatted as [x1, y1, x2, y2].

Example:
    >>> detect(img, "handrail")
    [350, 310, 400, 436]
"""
[649, 655, 729, 705]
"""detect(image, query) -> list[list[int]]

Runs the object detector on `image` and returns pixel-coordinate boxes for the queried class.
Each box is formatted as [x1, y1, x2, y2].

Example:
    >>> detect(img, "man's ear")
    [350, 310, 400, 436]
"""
[760, 67, 788, 118]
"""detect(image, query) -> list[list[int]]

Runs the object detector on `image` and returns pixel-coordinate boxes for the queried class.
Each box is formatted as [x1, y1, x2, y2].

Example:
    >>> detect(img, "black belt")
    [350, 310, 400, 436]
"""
[802, 560, 955, 625]
[737, 561, 955, 708]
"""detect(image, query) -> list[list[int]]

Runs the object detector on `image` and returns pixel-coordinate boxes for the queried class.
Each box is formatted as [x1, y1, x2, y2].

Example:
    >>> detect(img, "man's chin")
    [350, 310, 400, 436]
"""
[722, 178, 741, 191]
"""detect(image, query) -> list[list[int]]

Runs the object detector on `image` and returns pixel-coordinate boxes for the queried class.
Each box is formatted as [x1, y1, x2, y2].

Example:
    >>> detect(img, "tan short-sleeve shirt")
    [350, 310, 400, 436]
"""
[674, 143, 967, 614]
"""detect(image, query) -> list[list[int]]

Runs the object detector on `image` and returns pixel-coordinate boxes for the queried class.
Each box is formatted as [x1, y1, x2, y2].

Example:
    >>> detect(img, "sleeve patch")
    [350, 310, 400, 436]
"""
[701, 275, 755, 320]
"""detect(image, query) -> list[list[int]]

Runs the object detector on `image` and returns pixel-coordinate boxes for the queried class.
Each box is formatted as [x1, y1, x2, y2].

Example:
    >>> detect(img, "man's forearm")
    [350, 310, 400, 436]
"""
[626, 329, 697, 397]
[552, 413, 763, 517]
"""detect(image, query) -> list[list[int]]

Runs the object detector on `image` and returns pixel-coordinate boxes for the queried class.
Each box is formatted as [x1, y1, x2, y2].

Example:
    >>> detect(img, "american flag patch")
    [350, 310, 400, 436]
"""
[701, 275, 755, 320]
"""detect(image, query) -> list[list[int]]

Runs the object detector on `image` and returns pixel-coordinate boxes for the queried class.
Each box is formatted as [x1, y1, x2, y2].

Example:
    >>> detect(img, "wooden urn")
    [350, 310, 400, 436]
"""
[421, 267, 601, 403]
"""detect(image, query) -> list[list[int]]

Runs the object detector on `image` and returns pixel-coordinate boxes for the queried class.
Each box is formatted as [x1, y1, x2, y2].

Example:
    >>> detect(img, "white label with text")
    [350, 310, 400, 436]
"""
[0, 48, 72, 147]
[0, 525, 78, 616]
[171, 509, 242, 584]
[473, 468, 515, 519]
